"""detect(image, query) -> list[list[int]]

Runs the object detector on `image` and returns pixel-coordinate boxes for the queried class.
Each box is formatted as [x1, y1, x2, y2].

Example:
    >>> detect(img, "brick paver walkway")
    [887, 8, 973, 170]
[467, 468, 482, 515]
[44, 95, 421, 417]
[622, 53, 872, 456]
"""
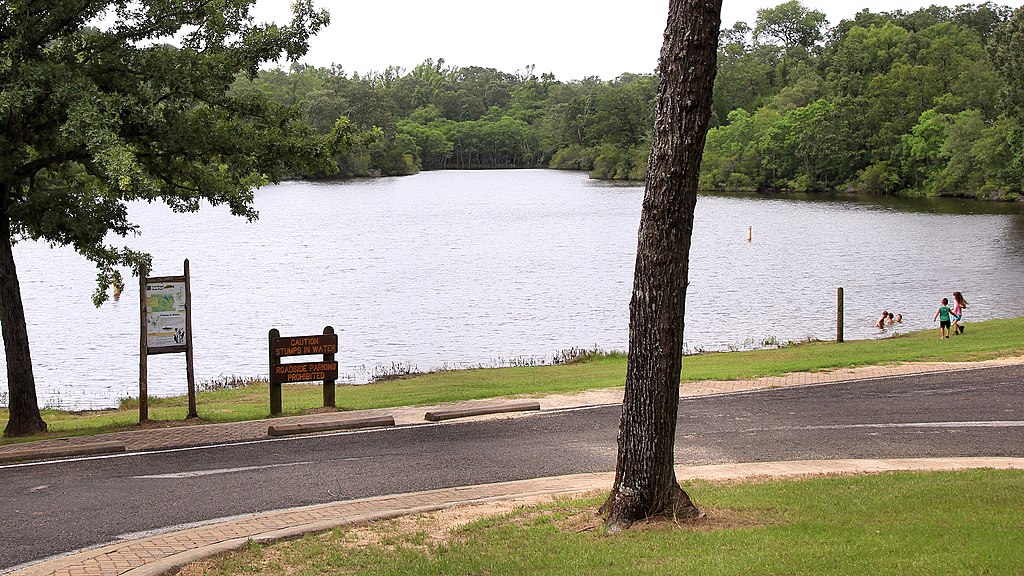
[4, 357, 1024, 575]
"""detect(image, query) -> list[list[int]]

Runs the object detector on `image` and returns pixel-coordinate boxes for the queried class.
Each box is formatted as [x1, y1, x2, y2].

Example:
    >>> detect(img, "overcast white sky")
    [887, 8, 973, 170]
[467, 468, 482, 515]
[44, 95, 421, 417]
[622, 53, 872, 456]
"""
[250, 0, 980, 80]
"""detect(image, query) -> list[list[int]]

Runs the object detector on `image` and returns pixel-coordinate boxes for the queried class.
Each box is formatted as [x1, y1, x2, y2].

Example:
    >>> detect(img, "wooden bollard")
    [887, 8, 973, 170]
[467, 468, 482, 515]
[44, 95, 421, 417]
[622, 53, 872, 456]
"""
[837, 287, 844, 343]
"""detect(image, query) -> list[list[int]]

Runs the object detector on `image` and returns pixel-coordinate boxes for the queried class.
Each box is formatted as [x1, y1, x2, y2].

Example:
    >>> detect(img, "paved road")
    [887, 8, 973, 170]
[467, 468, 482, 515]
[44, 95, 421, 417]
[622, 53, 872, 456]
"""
[2, 365, 1022, 570]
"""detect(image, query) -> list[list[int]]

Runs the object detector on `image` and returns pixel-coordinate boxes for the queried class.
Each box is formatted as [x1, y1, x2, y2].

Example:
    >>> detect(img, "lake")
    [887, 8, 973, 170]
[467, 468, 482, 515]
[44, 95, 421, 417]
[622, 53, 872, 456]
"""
[5, 169, 1024, 409]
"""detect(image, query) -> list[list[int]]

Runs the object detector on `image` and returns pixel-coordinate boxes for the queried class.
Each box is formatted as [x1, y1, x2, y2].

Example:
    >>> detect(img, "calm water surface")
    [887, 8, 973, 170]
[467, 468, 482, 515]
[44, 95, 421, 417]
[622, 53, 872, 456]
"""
[5, 170, 1024, 409]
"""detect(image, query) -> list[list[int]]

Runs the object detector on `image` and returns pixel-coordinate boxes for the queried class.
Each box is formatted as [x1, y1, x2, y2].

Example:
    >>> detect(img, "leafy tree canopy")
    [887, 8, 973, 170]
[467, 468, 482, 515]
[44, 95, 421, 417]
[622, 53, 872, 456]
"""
[1, 0, 344, 303]
[754, 0, 829, 51]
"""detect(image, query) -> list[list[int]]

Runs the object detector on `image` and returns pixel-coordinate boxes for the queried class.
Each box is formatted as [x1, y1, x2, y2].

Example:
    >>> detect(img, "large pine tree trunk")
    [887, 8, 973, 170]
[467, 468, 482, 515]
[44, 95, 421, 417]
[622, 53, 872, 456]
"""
[602, 0, 722, 529]
[1, 183, 47, 437]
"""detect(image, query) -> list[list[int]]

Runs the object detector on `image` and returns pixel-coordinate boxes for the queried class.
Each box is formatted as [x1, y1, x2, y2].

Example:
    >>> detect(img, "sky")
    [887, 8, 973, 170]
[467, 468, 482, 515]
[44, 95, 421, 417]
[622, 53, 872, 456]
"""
[250, 0, 982, 81]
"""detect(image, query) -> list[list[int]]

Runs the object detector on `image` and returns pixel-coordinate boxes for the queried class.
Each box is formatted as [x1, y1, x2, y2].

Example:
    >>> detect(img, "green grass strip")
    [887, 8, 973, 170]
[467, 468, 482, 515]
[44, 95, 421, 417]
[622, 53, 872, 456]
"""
[3, 317, 1022, 444]
[196, 469, 1024, 576]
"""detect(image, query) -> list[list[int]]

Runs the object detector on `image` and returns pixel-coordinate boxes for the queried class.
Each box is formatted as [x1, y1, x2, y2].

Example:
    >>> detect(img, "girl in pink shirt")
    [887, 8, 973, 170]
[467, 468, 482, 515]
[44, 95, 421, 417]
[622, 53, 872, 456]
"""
[951, 291, 968, 335]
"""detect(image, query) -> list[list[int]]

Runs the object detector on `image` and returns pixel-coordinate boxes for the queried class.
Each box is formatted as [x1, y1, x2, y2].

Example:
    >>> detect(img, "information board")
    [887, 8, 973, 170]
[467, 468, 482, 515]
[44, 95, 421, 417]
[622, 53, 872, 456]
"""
[145, 280, 187, 350]
[139, 260, 196, 422]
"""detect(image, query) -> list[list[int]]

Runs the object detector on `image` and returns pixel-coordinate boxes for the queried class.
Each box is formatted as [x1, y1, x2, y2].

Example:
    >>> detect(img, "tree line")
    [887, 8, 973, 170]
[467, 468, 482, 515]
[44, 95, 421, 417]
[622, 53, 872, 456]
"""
[240, 1, 1024, 200]
[233, 62, 658, 178]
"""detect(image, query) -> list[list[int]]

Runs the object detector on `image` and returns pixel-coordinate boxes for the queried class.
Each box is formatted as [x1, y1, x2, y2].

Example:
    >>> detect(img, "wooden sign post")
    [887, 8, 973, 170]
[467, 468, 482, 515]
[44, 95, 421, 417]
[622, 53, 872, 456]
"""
[139, 259, 197, 422]
[268, 326, 338, 416]
[837, 286, 845, 343]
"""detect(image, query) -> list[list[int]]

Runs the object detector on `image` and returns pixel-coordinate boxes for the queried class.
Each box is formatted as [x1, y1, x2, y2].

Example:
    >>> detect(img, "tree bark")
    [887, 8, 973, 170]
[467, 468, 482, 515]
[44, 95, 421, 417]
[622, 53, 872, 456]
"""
[1, 182, 47, 437]
[602, 0, 722, 529]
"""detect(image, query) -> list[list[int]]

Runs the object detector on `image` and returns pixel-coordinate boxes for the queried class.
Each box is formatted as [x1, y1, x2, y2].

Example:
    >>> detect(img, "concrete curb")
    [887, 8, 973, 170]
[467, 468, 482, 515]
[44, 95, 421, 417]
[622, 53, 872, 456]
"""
[424, 400, 541, 421]
[267, 415, 395, 437]
[0, 440, 126, 464]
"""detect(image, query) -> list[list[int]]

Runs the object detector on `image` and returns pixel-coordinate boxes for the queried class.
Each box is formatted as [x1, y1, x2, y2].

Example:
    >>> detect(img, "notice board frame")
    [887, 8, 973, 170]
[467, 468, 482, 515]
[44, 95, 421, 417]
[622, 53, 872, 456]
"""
[139, 259, 196, 422]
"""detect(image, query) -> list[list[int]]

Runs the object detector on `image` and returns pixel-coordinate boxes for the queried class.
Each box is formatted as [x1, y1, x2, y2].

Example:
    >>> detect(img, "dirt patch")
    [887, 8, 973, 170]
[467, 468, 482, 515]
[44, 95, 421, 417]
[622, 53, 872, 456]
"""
[331, 493, 769, 548]
[176, 495, 600, 574]
[536, 389, 623, 410]
[458, 497, 772, 536]
[626, 507, 774, 533]
[175, 494, 778, 574]
[336, 493, 566, 551]
[176, 559, 213, 576]
[177, 542, 291, 576]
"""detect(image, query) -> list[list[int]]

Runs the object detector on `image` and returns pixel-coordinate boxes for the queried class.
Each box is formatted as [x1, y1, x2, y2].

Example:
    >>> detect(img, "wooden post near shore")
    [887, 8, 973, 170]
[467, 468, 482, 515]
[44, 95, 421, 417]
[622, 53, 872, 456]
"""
[184, 259, 197, 418]
[322, 326, 336, 408]
[138, 265, 148, 422]
[837, 287, 845, 343]
[269, 328, 282, 416]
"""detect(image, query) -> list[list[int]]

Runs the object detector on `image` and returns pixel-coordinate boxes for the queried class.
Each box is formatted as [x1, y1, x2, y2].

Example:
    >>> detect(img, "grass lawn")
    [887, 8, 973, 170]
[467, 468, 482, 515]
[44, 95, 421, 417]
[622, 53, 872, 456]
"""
[188, 469, 1024, 576]
[3, 317, 1023, 445]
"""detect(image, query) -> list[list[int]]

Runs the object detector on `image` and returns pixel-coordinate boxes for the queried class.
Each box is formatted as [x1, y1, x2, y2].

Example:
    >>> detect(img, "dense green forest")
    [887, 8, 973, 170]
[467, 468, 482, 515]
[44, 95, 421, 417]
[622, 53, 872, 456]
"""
[237, 1, 1024, 199]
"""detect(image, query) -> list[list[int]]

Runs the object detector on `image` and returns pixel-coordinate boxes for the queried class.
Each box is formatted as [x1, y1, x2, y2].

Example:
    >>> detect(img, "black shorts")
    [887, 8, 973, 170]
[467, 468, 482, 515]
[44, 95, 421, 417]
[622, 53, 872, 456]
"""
[940, 320, 951, 328]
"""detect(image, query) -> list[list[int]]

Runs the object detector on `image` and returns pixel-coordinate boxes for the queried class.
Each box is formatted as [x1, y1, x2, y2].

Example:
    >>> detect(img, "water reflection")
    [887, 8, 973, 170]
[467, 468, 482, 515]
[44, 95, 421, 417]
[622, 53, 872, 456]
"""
[1005, 213, 1024, 261]
[706, 190, 1024, 216]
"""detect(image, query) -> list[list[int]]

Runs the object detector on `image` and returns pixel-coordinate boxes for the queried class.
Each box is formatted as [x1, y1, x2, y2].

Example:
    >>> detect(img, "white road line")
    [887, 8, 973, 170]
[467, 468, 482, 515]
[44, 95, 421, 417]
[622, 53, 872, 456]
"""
[0, 424, 428, 470]
[133, 461, 313, 479]
[130, 455, 376, 480]
[839, 421, 1024, 429]
[754, 421, 1024, 433]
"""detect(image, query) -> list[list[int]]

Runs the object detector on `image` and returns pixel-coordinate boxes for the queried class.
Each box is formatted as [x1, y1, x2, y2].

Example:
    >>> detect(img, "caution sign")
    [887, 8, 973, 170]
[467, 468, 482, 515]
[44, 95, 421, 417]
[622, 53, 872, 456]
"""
[272, 334, 338, 357]
[268, 326, 339, 416]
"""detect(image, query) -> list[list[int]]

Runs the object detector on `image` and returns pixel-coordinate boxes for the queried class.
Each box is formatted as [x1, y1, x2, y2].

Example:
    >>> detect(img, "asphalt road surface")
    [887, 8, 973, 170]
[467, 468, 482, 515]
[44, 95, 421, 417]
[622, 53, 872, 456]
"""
[2, 365, 1022, 570]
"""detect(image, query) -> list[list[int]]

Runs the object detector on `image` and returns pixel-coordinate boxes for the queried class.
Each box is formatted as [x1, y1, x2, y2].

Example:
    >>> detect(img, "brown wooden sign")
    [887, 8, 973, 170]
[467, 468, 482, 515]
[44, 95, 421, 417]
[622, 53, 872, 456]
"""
[272, 361, 339, 384]
[268, 326, 338, 416]
[272, 334, 338, 357]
